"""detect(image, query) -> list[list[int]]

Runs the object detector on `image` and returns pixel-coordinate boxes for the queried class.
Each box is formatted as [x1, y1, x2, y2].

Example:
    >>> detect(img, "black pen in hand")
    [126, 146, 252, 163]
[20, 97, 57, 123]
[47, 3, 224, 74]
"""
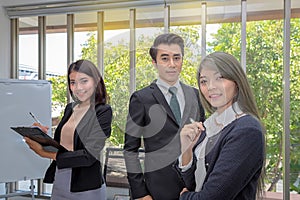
[29, 112, 49, 133]
[29, 112, 41, 124]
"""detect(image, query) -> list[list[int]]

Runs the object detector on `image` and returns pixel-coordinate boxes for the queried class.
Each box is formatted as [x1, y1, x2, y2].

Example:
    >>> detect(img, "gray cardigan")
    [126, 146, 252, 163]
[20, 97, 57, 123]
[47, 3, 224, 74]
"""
[44, 103, 112, 192]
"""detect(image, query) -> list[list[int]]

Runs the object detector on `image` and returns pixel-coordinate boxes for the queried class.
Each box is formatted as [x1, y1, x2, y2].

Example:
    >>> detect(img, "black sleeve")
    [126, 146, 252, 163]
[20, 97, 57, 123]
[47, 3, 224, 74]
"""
[123, 92, 149, 199]
[174, 154, 197, 191]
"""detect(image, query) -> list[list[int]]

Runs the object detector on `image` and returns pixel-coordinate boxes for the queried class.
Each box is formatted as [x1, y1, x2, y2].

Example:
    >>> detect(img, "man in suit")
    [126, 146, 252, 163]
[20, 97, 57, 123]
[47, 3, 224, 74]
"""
[124, 33, 205, 200]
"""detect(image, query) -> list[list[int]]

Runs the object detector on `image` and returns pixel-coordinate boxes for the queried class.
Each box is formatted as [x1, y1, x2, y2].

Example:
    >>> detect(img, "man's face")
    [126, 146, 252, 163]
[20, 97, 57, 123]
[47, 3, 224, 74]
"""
[153, 44, 183, 85]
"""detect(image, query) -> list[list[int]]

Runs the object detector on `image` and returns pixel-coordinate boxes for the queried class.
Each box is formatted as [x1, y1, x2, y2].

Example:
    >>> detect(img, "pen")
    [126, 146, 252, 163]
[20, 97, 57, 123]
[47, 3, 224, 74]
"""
[190, 118, 204, 132]
[189, 118, 195, 123]
[29, 112, 41, 124]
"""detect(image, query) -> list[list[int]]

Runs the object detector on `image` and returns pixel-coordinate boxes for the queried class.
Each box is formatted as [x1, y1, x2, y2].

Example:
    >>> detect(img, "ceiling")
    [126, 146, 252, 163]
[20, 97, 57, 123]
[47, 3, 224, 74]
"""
[3, 0, 298, 16]
[0, 0, 75, 7]
[2, 0, 300, 32]
[0, 0, 296, 8]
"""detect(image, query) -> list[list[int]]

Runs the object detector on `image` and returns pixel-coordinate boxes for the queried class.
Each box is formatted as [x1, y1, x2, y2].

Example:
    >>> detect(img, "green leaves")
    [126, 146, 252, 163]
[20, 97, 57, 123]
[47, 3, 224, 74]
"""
[49, 76, 67, 118]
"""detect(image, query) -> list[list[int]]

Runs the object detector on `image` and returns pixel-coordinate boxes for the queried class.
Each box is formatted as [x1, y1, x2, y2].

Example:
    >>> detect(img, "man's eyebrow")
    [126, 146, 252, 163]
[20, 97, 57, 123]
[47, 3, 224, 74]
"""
[160, 53, 181, 57]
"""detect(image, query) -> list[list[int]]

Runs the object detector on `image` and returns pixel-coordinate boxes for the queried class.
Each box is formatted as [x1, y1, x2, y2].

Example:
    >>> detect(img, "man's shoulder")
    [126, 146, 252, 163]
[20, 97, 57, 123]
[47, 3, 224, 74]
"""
[133, 82, 157, 94]
[180, 82, 198, 92]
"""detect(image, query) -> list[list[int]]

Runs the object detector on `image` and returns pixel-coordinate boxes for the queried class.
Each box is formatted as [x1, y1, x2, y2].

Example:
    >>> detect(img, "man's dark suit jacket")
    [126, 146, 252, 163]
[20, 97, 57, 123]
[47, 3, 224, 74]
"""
[124, 81, 205, 200]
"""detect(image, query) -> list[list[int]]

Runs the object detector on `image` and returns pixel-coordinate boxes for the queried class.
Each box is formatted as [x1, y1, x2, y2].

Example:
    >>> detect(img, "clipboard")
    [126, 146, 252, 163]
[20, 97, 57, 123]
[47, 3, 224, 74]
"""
[11, 126, 66, 152]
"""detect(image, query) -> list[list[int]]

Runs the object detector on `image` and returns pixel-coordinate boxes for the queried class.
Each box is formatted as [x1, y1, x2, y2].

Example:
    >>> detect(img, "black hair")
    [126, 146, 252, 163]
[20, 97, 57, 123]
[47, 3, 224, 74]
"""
[149, 33, 184, 62]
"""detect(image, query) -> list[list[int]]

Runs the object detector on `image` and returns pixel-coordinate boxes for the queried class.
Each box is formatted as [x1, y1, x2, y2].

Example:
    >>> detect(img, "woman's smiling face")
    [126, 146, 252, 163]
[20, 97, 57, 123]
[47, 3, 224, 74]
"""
[69, 71, 96, 104]
[199, 68, 237, 114]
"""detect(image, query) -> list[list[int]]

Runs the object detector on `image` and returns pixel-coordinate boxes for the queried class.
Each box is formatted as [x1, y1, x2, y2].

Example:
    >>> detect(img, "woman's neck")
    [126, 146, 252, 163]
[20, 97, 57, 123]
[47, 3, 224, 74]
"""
[76, 101, 90, 110]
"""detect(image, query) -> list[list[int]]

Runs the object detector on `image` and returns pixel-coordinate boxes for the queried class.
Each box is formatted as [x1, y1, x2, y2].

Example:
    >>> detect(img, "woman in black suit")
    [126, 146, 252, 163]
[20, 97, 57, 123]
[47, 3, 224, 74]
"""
[178, 52, 265, 200]
[25, 59, 112, 200]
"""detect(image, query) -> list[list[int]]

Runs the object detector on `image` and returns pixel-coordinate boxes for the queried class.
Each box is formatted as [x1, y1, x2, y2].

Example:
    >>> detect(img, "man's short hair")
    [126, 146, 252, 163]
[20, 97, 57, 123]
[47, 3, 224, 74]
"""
[149, 33, 184, 62]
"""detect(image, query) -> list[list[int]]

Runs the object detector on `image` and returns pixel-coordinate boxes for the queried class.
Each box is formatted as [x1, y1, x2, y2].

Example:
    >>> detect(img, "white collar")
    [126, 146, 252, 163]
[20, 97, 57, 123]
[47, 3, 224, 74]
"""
[203, 102, 244, 137]
[156, 78, 180, 95]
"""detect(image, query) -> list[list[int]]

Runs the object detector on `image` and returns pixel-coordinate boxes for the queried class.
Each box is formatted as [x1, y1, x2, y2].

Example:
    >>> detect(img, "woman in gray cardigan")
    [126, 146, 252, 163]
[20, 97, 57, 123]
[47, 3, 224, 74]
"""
[25, 60, 112, 200]
[178, 52, 265, 200]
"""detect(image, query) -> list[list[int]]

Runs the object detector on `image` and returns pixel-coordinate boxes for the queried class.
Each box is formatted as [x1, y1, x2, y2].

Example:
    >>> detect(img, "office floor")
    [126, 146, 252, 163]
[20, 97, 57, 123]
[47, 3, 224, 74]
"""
[5, 187, 129, 200]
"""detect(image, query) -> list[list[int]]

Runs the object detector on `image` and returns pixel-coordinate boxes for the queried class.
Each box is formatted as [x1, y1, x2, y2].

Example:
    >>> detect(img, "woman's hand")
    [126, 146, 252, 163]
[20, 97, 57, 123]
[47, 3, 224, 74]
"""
[138, 195, 153, 200]
[24, 137, 45, 156]
[180, 187, 189, 196]
[24, 137, 56, 160]
[180, 121, 204, 153]
[180, 121, 204, 165]
[32, 122, 49, 133]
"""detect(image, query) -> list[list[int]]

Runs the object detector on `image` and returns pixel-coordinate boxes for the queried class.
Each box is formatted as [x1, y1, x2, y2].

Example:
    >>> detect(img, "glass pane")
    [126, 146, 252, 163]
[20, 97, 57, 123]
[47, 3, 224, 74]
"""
[74, 12, 97, 62]
[136, 6, 164, 91]
[46, 15, 68, 143]
[290, 1, 300, 195]
[19, 17, 38, 80]
[74, 10, 131, 146]
[103, 12, 130, 147]
[46, 14, 67, 78]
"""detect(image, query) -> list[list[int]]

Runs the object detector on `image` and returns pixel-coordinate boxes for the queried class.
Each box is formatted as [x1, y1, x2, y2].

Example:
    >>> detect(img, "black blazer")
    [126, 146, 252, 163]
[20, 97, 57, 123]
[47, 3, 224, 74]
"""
[179, 115, 264, 200]
[43, 103, 112, 192]
[124, 81, 205, 200]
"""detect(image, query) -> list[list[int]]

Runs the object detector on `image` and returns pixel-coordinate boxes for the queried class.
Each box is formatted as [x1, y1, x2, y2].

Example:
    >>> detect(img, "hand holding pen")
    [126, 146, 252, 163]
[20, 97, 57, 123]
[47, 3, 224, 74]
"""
[180, 118, 205, 152]
[180, 118, 205, 165]
[189, 118, 205, 139]
[29, 112, 49, 133]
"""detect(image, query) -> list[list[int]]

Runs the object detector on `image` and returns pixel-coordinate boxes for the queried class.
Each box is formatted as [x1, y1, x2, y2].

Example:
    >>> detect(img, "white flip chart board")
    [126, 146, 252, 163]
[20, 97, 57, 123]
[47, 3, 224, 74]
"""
[0, 79, 52, 183]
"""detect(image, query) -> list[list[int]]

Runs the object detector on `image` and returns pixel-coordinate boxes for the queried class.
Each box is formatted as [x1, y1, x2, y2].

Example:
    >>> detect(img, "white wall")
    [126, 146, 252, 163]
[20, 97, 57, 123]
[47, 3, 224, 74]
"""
[0, 7, 11, 197]
[0, 4, 10, 197]
[0, 4, 10, 78]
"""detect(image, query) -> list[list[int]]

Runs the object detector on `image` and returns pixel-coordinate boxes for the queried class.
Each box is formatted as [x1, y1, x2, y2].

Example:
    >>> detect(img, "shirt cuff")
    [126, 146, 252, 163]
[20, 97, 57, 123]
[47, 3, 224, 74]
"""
[178, 154, 193, 172]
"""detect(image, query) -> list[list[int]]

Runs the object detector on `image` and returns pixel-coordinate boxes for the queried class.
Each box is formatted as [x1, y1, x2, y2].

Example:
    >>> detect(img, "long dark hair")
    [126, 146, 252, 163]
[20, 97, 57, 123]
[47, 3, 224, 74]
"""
[68, 59, 108, 105]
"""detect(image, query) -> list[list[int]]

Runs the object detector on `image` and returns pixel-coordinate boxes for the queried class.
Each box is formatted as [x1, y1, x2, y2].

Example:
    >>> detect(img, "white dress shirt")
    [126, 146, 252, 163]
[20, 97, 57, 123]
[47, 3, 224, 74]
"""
[156, 78, 185, 119]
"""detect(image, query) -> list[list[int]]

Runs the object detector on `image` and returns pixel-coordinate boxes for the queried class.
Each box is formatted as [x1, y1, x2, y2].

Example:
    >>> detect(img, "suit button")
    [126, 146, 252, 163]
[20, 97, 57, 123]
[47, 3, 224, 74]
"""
[205, 163, 209, 167]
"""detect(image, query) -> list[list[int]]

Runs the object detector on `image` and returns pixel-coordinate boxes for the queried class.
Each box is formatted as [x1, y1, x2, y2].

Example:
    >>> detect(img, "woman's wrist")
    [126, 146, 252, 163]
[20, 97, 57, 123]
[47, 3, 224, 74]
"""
[181, 148, 193, 166]
[41, 151, 57, 160]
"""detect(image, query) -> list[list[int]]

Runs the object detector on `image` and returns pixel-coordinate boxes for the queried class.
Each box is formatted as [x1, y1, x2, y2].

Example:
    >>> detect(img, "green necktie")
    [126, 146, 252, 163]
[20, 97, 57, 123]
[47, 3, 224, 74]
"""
[169, 86, 181, 124]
